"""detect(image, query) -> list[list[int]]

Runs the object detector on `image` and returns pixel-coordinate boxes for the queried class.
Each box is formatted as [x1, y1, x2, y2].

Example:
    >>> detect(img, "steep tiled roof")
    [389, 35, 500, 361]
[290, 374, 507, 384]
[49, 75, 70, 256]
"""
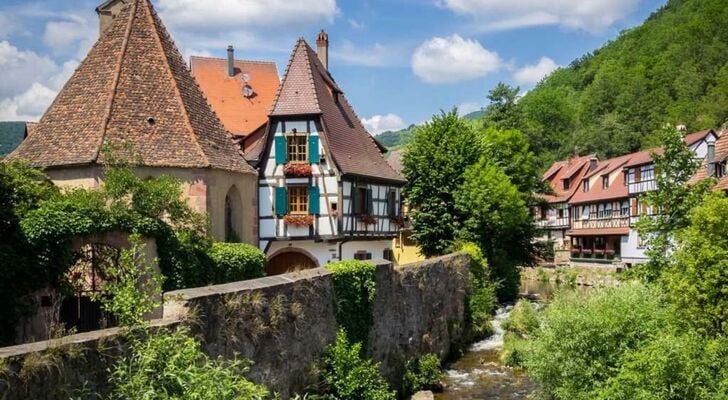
[386, 149, 404, 175]
[9, 0, 253, 174]
[191, 56, 279, 137]
[624, 129, 716, 168]
[541, 155, 594, 203]
[692, 131, 728, 185]
[570, 153, 633, 205]
[269, 39, 405, 184]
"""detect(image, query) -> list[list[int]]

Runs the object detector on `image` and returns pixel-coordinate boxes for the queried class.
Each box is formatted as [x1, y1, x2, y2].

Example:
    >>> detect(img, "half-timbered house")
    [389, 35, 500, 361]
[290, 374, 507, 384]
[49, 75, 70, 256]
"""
[253, 33, 406, 274]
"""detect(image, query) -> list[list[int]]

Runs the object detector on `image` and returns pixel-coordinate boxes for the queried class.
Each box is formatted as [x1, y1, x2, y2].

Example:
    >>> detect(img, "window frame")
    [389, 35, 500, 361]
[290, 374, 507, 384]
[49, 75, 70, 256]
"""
[285, 132, 309, 164]
[288, 186, 309, 215]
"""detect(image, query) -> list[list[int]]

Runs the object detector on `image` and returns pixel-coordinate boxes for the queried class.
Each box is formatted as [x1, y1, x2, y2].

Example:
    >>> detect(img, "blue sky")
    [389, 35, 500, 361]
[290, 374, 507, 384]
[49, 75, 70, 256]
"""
[0, 0, 666, 134]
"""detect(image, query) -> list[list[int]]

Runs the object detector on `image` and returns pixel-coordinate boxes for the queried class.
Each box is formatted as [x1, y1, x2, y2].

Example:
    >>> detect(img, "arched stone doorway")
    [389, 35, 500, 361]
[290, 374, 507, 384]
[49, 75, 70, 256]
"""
[266, 249, 318, 276]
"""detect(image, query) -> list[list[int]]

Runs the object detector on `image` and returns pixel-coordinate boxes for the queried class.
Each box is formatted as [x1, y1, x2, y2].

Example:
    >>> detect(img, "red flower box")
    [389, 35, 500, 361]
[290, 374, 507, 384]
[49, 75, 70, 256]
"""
[390, 215, 405, 228]
[283, 214, 314, 226]
[358, 214, 376, 225]
[594, 249, 605, 255]
[582, 249, 593, 255]
[283, 163, 312, 177]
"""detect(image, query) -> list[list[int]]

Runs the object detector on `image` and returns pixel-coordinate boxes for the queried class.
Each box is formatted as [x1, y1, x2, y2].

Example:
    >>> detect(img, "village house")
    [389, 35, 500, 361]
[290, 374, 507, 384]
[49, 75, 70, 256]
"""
[536, 154, 597, 262]
[248, 33, 406, 274]
[539, 128, 720, 268]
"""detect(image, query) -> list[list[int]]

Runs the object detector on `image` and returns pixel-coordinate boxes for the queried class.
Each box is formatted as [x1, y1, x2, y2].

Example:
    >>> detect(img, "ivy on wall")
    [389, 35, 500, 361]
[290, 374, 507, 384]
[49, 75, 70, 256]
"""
[326, 260, 377, 349]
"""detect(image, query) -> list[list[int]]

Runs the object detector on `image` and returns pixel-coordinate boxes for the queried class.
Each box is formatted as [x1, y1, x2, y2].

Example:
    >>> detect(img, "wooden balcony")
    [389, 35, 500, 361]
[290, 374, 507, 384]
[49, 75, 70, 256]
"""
[536, 217, 570, 229]
[571, 212, 630, 230]
[628, 179, 656, 195]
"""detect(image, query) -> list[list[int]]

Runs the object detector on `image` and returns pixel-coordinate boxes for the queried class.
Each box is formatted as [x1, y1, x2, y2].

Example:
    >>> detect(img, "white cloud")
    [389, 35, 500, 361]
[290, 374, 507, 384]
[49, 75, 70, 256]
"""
[362, 113, 406, 135]
[157, 0, 337, 31]
[412, 34, 501, 84]
[0, 83, 57, 121]
[347, 18, 365, 30]
[439, 0, 641, 33]
[42, 15, 94, 53]
[332, 41, 401, 67]
[514, 57, 559, 85]
[457, 102, 482, 116]
[0, 41, 58, 98]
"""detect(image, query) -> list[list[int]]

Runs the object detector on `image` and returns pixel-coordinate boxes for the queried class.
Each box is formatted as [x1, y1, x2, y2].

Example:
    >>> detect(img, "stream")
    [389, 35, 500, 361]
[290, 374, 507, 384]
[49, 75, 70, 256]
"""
[434, 280, 555, 400]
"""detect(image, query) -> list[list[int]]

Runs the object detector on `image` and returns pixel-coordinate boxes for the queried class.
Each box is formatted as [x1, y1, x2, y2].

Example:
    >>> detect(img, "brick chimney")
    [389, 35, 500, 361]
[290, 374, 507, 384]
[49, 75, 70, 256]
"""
[316, 29, 329, 70]
[707, 141, 716, 177]
[227, 45, 235, 77]
[96, 0, 129, 37]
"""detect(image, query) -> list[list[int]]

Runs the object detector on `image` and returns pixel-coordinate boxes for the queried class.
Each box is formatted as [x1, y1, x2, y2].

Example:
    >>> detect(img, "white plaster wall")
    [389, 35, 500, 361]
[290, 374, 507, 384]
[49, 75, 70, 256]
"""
[341, 240, 393, 261]
[621, 229, 648, 265]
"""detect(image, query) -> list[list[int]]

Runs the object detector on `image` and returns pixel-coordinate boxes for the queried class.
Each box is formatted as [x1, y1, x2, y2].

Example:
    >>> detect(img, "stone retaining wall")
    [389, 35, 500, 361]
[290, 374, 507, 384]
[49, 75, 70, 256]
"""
[0, 253, 472, 399]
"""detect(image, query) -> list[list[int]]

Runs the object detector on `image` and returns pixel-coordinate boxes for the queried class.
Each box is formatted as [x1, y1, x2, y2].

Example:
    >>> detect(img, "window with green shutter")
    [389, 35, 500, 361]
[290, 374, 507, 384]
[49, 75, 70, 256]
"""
[366, 188, 373, 214]
[308, 186, 320, 214]
[275, 187, 287, 216]
[274, 136, 287, 164]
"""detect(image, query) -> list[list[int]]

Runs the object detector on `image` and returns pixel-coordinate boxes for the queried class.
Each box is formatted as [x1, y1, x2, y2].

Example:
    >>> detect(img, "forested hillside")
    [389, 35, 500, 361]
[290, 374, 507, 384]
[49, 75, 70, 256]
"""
[493, 0, 728, 165]
[384, 0, 728, 167]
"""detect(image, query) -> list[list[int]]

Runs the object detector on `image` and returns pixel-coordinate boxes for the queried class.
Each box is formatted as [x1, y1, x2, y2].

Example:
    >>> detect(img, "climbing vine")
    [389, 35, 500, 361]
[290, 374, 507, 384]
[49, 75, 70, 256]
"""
[326, 260, 377, 348]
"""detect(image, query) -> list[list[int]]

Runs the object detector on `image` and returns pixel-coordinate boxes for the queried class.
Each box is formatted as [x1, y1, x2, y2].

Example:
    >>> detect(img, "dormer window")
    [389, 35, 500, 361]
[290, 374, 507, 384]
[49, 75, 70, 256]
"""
[582, 179, 589, 192]
[602, 176, 610, 189]
[715, 161, 726, 178]
[563, 179, 570, 190]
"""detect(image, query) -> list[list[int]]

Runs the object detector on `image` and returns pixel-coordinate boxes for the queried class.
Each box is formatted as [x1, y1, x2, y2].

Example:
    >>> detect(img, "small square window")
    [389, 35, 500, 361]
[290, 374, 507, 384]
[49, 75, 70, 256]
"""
[288, 186, 308, 214]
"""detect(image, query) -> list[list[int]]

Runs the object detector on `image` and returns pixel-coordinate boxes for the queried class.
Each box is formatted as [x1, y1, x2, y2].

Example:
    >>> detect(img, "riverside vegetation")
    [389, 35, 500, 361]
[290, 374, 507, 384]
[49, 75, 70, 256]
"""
[501, 127, 728, 399]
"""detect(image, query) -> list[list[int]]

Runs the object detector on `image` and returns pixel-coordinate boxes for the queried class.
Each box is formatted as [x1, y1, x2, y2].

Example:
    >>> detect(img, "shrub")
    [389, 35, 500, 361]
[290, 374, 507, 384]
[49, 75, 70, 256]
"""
[404, 353, 444, 394]
[523, 283, 672, 400]
[322, 330, 395, 400]
[326, 260, 377, 347]
[502, 299, 539, 337]
[500, 332, 530, 367]
[458, 243, 499, 338]
[109, 327, 268, 400]
[207, 242, 266, 284]
[597, 332, 728, 400]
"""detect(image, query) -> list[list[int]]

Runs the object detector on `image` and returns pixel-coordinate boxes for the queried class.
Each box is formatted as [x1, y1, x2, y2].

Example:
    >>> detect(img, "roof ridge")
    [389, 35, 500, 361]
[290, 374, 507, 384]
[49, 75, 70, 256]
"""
[299, 40, 322, 113]
[189, 55, 277, 65]
[144, 0, 209, 166]
[95, 0, 137, 163]
[268, 39, 301, 115]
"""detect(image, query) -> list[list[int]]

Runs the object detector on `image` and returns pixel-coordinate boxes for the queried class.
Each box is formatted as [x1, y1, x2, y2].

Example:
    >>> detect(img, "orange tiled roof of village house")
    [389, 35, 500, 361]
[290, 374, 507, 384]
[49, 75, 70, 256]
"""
[8, 0, 253, 174]
[541, 154, 595, 203]
[190, 56, 279, 137]
[569, 153, 634, 205]
[265, 38, 405, 183]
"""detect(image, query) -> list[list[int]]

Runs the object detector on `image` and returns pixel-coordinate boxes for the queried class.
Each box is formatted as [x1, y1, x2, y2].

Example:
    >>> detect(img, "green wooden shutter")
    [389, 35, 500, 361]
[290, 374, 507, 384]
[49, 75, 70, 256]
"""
[274, 136, 287, 164]
[308, 135, 320, 163]
[308, 186, 320, 214]
[366, 188, 373, 214]
[275, 187, 287, 216]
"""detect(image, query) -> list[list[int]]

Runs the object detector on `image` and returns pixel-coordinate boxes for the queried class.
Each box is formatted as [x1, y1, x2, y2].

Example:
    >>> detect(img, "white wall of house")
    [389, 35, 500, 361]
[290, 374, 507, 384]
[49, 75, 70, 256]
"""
[621, 230, 649, 265]
[263, 239, 393, 268]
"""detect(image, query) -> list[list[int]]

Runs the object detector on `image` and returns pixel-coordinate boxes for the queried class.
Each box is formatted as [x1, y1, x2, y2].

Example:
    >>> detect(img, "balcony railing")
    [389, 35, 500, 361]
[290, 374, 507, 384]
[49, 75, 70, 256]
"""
[628, 179, 656, 194]
[536, 217, 570, 228]
[572, 212, 630, 230]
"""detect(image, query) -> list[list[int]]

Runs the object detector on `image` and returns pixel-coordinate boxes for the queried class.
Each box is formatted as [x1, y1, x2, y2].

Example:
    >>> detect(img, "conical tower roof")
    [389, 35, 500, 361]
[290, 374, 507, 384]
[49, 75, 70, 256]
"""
[10, 0, 253, 174]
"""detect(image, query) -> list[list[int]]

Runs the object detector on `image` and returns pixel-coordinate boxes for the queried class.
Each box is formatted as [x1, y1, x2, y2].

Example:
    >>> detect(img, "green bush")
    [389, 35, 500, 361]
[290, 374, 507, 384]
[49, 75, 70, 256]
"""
[502, 299, 539, 337]
[207, 242, 266, 284]
[404, 353, 444, 394]
[458, 243, 499, 338]
[322, 330, 395, 400]
[109, 327, 268, 400]
[326, 260, 377, 347]
[597, 332, 728, 400]
[523, 283, 672, 400]
[500, 332, 530, 367]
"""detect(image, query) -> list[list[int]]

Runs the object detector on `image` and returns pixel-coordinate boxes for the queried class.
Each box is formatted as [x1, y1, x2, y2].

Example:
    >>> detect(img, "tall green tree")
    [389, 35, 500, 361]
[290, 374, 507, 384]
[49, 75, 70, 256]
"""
[666, 192, 728, 336]
[455, 161, 533, 300]
[402, 110, 481, 256]
[635, 124, 710, 281]
[482, 83, 522, 131]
